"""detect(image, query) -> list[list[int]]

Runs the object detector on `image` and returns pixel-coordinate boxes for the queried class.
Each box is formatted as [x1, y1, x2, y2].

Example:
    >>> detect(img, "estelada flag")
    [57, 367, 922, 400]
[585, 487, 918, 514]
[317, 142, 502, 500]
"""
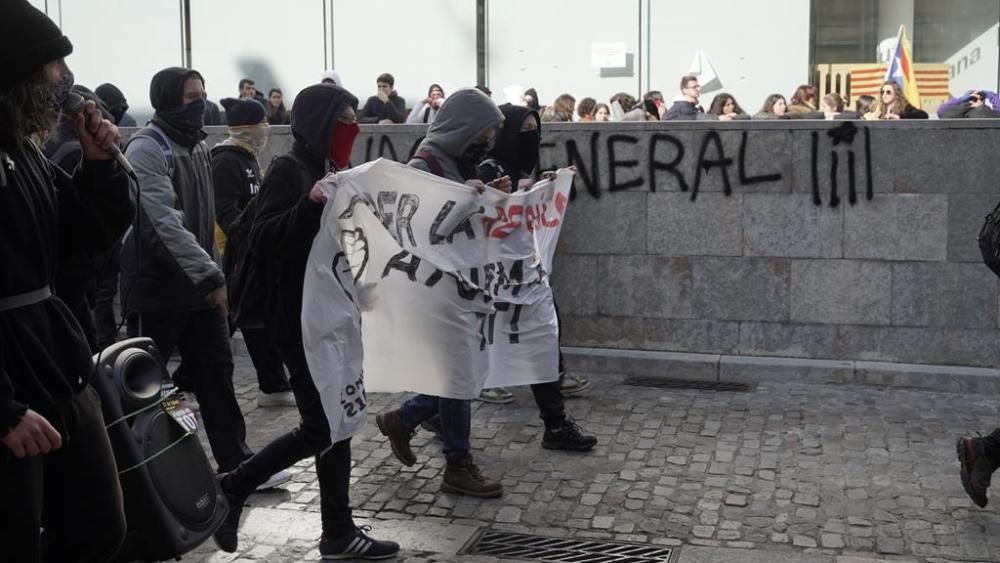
[885, 24, 922, 109]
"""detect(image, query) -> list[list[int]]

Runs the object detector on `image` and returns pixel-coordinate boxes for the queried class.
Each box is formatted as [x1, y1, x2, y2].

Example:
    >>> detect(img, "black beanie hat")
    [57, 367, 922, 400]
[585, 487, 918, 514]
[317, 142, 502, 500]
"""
[150, 67, 205, 111]
[220, 97, 266, 126]
[0, 0, 73, 90]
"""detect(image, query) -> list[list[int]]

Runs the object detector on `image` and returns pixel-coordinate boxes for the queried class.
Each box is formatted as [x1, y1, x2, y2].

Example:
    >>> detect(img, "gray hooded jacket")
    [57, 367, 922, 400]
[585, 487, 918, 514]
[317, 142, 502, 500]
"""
[407, 88, 504, 182]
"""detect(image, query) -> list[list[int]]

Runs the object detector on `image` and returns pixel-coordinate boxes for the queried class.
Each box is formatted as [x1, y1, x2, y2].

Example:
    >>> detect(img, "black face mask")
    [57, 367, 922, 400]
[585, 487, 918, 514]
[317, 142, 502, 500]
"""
[463, 141, 490, 164]
[517, 129, 540, 176]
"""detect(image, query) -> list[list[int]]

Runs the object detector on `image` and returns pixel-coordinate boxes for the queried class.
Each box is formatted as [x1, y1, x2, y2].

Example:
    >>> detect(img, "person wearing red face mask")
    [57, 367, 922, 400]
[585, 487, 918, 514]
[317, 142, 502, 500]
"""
[213, 84, 399, 560]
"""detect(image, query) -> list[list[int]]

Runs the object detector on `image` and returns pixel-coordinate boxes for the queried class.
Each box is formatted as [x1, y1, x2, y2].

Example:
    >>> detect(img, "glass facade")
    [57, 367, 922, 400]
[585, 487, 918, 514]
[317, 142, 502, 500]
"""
[28, 0, 1000, 120]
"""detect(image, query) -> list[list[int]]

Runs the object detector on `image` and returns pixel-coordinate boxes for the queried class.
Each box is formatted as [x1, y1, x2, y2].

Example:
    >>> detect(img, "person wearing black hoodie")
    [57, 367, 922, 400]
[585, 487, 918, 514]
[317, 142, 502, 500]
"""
[469, 104, 597, 452]
[213, 83, 399, 560]
[212, 97, 294, 407]
[0, 1, 132, 560]
[121, 67, 257, 477]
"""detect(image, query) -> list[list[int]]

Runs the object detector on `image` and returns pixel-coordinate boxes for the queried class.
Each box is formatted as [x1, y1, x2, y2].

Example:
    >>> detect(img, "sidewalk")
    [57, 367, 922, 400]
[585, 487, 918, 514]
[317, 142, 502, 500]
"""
[183, 353, 1000, 563]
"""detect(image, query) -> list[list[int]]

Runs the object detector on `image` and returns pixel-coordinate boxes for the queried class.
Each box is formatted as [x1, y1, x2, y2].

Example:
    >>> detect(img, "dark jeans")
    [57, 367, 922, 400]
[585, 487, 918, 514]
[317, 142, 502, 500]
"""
[241, 327, 291, 394]
[399, 395, 471, 463]
[224, 341, 355, 537]
[93, 241, 121, 350]
[0, 386, 126, 563]
[127, 307, 253, 472]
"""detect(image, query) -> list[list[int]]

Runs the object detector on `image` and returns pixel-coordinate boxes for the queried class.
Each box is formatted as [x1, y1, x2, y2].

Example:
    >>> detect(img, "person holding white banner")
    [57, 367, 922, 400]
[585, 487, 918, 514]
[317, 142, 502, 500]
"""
[213, 84, 399, 560]
[376, 87, 508, 498]
[472, 103, 597, 452]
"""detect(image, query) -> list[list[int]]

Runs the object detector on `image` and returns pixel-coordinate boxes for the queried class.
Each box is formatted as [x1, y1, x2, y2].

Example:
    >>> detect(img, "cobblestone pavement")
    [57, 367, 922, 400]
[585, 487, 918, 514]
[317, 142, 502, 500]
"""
[179, 354, 1000, 563]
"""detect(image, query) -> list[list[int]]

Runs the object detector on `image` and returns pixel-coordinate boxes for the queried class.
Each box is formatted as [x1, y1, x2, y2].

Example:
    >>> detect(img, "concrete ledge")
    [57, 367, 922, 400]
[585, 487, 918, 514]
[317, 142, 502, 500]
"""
[561, 347, 720, 382]
[562, 346, 1000, 394]
[719, 355, 855, 385]
[855, 361, 1000, 395]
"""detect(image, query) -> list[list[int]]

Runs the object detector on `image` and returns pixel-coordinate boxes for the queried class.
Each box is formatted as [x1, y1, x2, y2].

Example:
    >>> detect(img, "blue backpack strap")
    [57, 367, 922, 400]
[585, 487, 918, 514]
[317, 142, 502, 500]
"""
[125, 125, 174, 177]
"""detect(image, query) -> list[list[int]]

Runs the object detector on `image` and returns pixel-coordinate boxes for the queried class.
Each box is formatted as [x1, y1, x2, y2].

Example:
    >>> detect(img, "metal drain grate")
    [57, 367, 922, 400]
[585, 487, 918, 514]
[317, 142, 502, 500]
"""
[624, 377, 751, 392]
[464, 530, 673, 562]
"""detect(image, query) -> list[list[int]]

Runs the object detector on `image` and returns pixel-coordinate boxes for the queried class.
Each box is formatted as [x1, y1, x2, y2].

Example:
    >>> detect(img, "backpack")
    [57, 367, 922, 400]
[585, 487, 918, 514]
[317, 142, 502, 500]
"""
[125, 125, 175, 177]
[979, 201, 1000, 277]
[226, 152, 313, 328]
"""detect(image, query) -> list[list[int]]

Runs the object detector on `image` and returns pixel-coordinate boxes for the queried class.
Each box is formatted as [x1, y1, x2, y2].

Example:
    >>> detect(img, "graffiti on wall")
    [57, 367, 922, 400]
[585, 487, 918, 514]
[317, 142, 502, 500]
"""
[355, 122, 875, 208]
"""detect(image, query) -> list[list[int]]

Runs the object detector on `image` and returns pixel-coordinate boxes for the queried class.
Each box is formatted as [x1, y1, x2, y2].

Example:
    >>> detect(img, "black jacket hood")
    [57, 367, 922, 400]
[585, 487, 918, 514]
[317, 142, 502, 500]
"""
[95, 83, 126, 109]
[290, 83, 359, 161]
[490, 103, 540, 175]
[149, 67, 204, 111]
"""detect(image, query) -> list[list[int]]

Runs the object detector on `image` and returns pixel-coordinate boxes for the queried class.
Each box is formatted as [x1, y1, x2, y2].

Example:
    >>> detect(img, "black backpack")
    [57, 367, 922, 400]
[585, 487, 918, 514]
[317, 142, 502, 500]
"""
[979, 201, 1000, 278]
[226, 153, 312, 328]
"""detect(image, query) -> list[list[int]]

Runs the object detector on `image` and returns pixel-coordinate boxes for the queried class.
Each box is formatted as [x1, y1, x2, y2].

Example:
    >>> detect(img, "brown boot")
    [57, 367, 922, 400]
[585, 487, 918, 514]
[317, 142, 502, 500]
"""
[376, 409, 416, 466]
[441, 455, 503, 498]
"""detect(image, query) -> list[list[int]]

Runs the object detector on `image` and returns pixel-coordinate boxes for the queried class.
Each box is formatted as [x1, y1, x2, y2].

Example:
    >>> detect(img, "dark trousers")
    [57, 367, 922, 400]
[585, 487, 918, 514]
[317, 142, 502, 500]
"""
[127, 307, 253, 472]
[530, 372, 566, 427]
[225, 341, 355, 537]
[241, 327, 291, 394]
[399, 395, 471, 463]
[0, 386, 126, 563]
[93, 241, 121, 350]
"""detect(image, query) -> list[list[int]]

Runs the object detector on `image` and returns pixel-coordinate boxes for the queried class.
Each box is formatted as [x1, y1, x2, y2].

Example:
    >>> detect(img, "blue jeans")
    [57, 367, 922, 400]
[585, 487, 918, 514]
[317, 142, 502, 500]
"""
[399, 395, 470, 463]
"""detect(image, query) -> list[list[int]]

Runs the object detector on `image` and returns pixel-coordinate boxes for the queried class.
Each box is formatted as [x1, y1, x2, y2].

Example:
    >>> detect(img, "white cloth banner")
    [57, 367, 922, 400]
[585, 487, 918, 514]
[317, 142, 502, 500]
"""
[301, 158, 573, 443]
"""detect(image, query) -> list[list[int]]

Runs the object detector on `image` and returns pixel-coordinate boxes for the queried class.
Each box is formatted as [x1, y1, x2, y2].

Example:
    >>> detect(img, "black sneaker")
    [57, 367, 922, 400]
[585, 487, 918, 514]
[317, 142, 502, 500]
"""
[957, 435, 998, 508]
[320, 525, 400, 560]
[212, 474, 248, 553]
[542, 419, 597, 452]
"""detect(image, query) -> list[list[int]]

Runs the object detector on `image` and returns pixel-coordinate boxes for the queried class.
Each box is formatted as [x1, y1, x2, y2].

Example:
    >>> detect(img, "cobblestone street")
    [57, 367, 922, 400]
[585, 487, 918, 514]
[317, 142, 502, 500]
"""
[184, 354, 1000, 563]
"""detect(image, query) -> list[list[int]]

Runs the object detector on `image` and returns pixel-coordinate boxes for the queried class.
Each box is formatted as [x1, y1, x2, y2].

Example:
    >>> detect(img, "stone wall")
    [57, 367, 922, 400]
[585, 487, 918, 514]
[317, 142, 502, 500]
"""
[201, 120, 1000, 379]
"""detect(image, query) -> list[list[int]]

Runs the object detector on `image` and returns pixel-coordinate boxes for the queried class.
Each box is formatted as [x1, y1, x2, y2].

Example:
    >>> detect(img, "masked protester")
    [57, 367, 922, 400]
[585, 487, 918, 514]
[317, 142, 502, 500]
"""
[211, 97, 293, 409]
[121, 68, 278, 488]
[427, 103, 596, 450]
[214, 84, 400, 560]
[0, 2, 134, 561]
[376, 88, 509, 499]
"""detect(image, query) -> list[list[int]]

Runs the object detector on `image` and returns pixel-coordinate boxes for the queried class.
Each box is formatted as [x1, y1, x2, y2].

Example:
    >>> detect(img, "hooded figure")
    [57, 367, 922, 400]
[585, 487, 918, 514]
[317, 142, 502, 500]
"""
[148, 67, 208, 148]
[478, 103, 540, 188]
[249, 83, 359, 346]
[95, 82, 136, 126]
[408, 87, 504, 183]
[219, 83, 399, 560]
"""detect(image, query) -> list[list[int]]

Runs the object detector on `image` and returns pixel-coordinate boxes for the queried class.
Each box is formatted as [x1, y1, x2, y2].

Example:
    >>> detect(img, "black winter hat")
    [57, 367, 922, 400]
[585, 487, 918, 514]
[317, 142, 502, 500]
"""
[0, 0, 73, 90]
[150, 67, 204, 111]
[220, 97, 266, 126]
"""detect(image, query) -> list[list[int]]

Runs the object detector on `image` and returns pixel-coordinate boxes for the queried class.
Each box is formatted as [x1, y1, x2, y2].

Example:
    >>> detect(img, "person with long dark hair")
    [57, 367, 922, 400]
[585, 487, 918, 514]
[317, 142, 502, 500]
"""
[788, 84, 818, 114]
[0, 2, 134, 560]
[754, 94, 789, 119]
[266, 87, 289, 125]
[863, 81, 928, 120]
[707, 93, 748, 120]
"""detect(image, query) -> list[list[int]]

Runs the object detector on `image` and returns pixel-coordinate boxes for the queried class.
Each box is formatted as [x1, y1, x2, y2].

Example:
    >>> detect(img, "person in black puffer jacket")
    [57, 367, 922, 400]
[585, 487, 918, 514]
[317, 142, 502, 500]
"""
[213, 83, 400, 561]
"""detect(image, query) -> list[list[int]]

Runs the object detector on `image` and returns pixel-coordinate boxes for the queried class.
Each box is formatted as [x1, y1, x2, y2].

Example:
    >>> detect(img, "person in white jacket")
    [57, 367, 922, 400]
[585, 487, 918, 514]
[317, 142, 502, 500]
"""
[406, 83, 446, 124]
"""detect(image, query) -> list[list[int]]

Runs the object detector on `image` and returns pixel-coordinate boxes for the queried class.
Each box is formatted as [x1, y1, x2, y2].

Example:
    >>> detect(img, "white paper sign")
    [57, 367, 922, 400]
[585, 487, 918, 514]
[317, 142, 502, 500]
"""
[592, 42, 627, 68]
